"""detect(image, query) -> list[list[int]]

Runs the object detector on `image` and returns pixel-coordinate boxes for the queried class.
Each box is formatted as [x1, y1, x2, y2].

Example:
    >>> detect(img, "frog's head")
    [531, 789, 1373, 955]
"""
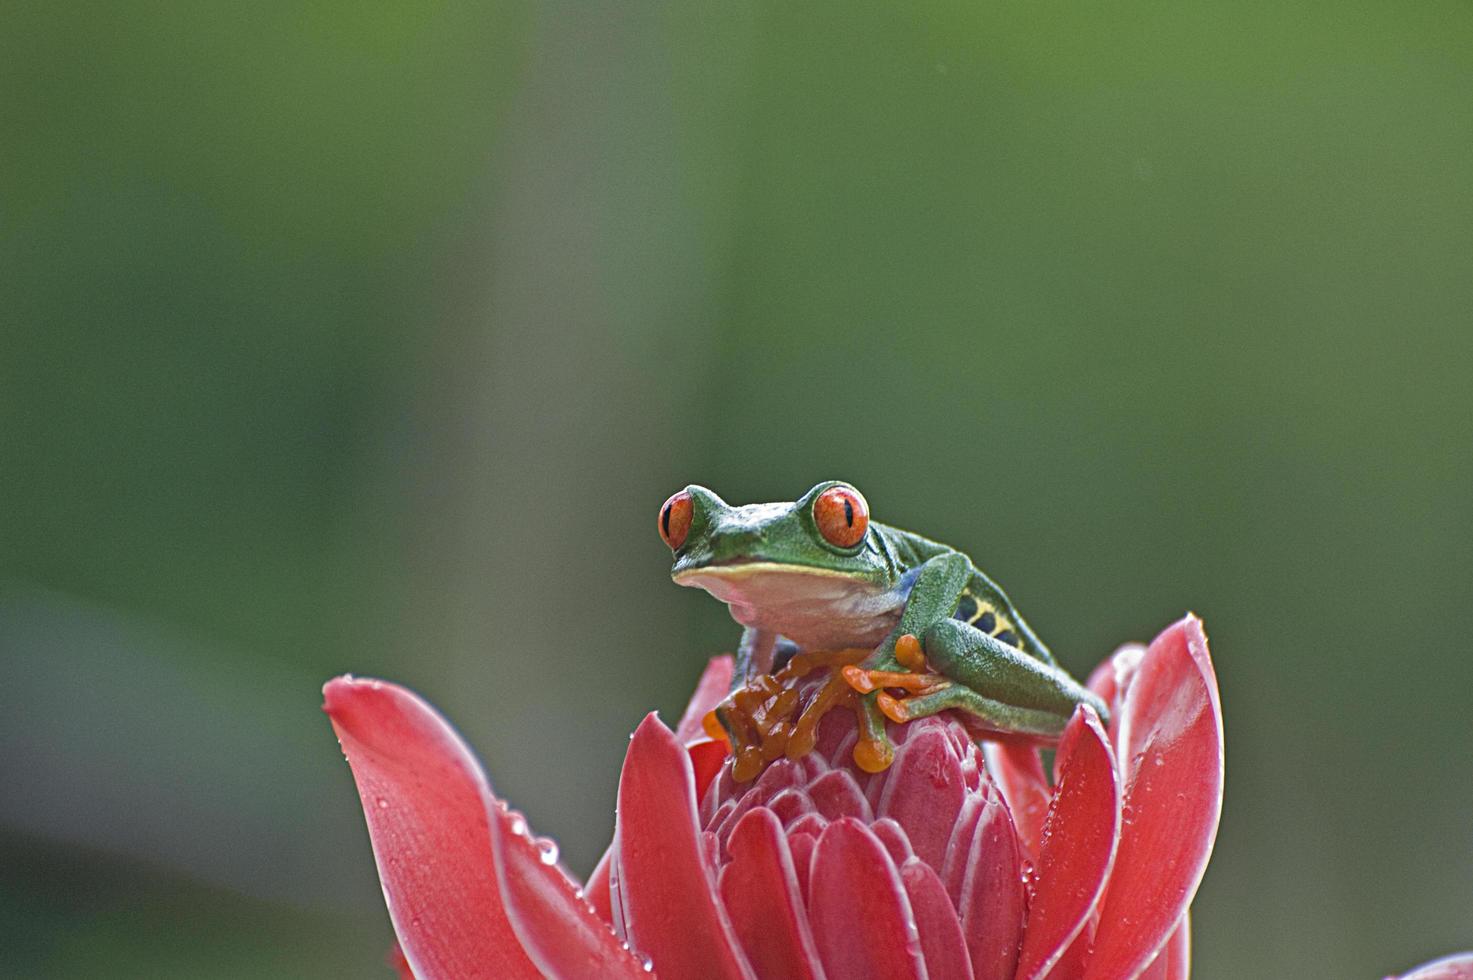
[659, 481, 897, 636]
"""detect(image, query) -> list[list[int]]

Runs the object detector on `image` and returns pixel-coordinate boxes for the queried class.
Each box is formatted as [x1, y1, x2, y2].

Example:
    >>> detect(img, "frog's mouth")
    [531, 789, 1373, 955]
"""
[673, 561, 901, 643]
[673, 559, 860, 593]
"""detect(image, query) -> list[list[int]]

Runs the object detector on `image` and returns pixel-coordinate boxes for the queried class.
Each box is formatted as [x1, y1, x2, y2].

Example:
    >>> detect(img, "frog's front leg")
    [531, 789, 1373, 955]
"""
[713, 628, 803, 730]
[732, 628, 779, 691]
[869, 552, 974, 669]
[711, 627, 778, 739]
[879, 618, 1109, 738]
[849, 553, 974, 770]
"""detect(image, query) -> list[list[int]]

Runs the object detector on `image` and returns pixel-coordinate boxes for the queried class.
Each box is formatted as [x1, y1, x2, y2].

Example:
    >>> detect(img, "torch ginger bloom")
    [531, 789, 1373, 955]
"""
[324, 615, 1224, 978]
[1391, 955, 1473, 980]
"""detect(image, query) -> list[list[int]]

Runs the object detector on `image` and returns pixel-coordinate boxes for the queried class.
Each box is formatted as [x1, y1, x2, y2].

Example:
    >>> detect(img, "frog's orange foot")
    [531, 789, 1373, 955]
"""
[715, 644, 946, 782]
[716, 647, 872, 783]
[780, 647, 871, 680]
[840, 665, 948, 696]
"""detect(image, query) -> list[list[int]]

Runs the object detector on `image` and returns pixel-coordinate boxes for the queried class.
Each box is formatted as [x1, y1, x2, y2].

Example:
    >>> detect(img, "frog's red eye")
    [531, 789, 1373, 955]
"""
[814, 485, 869, 548]
[659, 491, 694, 550]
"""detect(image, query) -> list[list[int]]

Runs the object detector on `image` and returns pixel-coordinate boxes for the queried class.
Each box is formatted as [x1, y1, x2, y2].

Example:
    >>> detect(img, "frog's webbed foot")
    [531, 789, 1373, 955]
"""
[836, 633, 953, 755]
[704, 648, 872, 782]
[842, 633, 945, 693]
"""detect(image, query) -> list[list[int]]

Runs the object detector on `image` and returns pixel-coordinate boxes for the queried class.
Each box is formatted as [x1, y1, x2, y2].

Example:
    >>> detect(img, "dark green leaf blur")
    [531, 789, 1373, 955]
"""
[3, 1, 1470, 976]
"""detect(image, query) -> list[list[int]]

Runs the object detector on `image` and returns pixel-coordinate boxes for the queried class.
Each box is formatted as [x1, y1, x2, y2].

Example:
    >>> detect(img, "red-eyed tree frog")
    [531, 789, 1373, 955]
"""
[659, 481, 1108, 778]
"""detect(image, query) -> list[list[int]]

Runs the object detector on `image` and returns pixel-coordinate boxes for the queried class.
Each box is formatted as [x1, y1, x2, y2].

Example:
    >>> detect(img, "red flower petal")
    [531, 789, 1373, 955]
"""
[1396, 954, 1473, 980]
[877, 726, 968, 872]
[869, 817, 915, 865]
[1084, 616, 1224, 980]
[1085, 643, 1146, 755]
[689, 738, 731, 801]
[1136, 911, 1190, 980]
[616, 713, 754, 979]
[322, 677, 540, 979]
[807, 818, 927, 980]
[788, 831, 818, 900]
[387, 942, 415, 979]
[956, 789, 1025, 980]
[938, 795, 982, 904]
[676, 656, 736, 804]
[808, 768, 873, 821]
[718, 808, 824, 980]
[900, 858, 976, 980]
[1085, 644, 1147, 720]
[982, 741, 1051, 860]
[674, 655, 735, 743]
[589, 750, 727, 928]
[488, 793, 648, 978]
[1015, 706, 1121, 980]
[711, 758, 809, 856]
[585, 845, 615, 924]
[592, 658, 734, 928]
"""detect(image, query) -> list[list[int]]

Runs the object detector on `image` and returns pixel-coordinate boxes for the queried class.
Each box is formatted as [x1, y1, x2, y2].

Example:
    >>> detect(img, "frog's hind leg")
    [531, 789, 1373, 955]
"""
[876, 683, 1079, 740]
[881, 618, 1109, 737]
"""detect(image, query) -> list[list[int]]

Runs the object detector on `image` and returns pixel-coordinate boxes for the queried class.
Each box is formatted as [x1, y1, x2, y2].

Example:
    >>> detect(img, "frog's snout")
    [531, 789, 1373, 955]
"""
[710, 524, 768, 559]
[728, 528, 767, 549]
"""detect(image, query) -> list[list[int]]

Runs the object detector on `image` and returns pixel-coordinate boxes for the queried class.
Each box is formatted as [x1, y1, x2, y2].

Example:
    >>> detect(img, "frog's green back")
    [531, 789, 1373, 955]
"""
[872, 522, 1057, 667]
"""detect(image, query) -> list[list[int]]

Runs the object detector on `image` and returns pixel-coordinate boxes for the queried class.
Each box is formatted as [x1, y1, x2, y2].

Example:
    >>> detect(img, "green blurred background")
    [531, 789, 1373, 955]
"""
[3, 0, 1471, 976]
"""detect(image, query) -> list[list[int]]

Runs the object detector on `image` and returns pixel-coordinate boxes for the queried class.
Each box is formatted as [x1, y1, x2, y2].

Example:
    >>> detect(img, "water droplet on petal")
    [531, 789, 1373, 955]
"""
[376, 797, 389, 809]
[535, 835, 559, 865]
[641, 955, 654, 972]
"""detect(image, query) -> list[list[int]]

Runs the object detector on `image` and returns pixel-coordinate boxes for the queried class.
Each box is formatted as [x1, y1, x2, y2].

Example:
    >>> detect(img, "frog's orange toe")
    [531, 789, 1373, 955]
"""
[733, 745, 765, 782]
[852, 735, 895, 773]
[895, 633, 927, 672]
[877, 692, 911, 724]
[841, 665, 876, 694]
[701, 709, 729, 744]
[846, 667, 946, 694]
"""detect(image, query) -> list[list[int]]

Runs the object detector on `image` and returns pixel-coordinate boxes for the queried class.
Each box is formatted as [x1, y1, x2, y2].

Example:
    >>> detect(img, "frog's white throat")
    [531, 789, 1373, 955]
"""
[674, 561, 904, 650]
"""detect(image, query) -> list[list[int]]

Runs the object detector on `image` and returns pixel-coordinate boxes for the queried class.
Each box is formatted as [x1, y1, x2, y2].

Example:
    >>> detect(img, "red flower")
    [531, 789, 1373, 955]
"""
[1391, 955, 1473, 980]
[324, 616, 1224, 979]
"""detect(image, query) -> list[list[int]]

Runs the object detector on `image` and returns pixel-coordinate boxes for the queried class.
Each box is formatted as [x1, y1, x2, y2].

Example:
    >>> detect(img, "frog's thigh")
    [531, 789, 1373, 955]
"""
[919, 618, 1107, 728]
